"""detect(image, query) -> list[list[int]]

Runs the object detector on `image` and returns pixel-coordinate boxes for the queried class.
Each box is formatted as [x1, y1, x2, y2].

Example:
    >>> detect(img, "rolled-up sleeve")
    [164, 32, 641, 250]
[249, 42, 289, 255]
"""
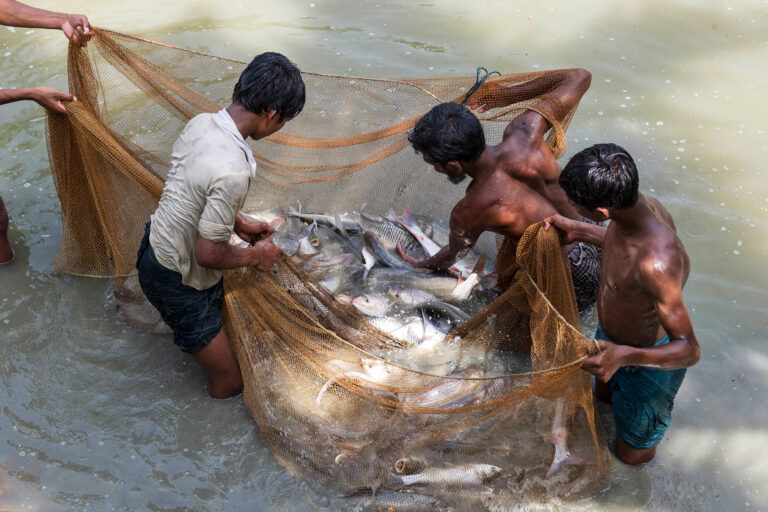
[198, 172, 250, 242]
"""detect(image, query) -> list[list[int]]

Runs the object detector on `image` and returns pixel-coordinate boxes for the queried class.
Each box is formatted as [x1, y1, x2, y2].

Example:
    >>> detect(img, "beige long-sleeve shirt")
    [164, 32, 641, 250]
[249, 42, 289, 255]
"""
[149, 110, 255, 290]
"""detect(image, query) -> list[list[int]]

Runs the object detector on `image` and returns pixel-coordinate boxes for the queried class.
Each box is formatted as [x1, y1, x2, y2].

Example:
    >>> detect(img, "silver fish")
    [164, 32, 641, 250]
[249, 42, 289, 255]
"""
[351, 294, 396, 317]
[364, 231, 412, 270]
[545, 398, 587, 479]
[394, 463, 504, 487]
[391, 208, 487, 279]
[284, 206, 362, 232]
[388, 287, 438, 307]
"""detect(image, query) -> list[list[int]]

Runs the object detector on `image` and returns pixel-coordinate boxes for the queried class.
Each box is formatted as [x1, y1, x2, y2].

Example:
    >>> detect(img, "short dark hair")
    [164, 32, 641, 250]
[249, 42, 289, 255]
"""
[408, 102, 485, 165]
[559, 143, 639, 210]
[232, 52, 305, 121]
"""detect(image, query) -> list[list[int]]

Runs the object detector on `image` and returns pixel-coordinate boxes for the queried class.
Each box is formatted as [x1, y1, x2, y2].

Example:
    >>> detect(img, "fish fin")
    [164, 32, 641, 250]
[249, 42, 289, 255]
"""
[472, 254, 487, 274]
[333, 207, 349, 238]
[545, 452, 586, 479]
[401, 207, 417, 225]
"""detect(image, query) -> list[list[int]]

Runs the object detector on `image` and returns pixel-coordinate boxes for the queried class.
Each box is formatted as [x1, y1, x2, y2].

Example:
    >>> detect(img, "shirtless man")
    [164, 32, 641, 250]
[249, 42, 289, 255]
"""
[0, 0, 91, 265]
[544, 143, 700, 465]
[398, 68, 601, 311]
[136, 52, 305, 398]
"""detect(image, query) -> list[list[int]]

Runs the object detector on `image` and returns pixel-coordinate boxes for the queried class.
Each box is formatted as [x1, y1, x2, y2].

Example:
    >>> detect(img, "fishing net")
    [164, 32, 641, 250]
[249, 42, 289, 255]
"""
[46, 29, 610, 509]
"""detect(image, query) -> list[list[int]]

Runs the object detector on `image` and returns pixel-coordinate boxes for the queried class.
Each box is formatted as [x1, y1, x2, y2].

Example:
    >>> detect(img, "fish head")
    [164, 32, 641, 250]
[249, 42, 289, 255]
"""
[351, 294, 390, 316]
[334, 293, 353, 305]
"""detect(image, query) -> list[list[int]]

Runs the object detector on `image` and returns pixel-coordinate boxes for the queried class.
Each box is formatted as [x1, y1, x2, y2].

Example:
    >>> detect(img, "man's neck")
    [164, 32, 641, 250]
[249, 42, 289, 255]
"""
[610, 193, 653, 235]
[462, 145, 496, 180]
[226, 103, 259, 140]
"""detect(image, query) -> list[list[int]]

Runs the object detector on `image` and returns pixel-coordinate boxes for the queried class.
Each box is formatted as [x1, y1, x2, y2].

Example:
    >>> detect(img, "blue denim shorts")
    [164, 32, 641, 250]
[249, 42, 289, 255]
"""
[596, 324, 687, 450]
[136, 223, 223, 353]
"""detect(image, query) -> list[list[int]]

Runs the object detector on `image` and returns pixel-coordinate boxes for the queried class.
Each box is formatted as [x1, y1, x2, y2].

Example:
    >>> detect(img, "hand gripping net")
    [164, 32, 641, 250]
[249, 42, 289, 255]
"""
[45, 29, 610, 509]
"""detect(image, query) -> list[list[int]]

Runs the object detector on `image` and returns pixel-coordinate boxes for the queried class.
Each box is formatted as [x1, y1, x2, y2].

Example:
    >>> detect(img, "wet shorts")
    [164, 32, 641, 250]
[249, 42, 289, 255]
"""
[596, 324, 687, 450]
[568, 218, 603, 313]
[136, 223, 223, 354]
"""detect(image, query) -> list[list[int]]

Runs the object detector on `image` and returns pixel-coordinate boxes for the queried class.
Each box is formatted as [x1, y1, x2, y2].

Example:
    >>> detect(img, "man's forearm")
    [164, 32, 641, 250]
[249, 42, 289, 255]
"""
[617, 337, 700, 370]
[195, 239, 260, 270]
[0, 87, 34, 106]
[0, 0, 65, 29]
[418, 245, 458, 271]
[574, 222, 606, 247]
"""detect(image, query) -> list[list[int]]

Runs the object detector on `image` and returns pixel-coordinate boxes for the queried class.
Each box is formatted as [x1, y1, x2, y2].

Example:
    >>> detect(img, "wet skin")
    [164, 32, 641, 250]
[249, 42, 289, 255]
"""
[400, 69, 591, 271]
[545, 193, 701, 464]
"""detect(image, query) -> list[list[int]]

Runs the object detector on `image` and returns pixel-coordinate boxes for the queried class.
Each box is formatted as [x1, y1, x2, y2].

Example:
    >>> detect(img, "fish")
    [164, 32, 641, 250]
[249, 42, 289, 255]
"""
[388, 287, 438, 307]
[405, 301, 470, 326]
[392, 463, 504, 488]
[351, 490, 439, 512]
[362, 245, 376, 278]
[351, 294, 397, 317]
[545, 398, 587, 479]
[284, 206, 362, 232]
[364, 231, 412, 270]
[408, 366, 486, 409]
[391, 207, 487, 279]
[359, 213, 423, 256]
[294, 220, 320, 259]
[449, 255, 486, 301]
[304, 253, 355, 271]
[366, 268, 461, 299]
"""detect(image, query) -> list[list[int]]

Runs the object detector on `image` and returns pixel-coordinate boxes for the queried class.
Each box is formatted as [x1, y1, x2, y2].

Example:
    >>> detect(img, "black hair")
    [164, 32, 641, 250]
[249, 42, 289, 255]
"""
[559, 143, 639, 210]
[232, 52, 305, 121]
[408, 102, 485, 165]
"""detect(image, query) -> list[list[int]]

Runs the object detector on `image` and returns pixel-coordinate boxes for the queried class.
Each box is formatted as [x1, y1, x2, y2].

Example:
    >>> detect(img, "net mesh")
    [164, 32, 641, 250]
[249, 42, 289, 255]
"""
[46, 29, 610, 508]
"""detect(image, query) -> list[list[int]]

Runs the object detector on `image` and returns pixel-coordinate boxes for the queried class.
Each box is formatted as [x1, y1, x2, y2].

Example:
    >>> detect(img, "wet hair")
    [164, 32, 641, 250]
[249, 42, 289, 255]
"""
[408, 102, 485, 165]
[232, 52, 305, 121]
[559, 143, 639, 210]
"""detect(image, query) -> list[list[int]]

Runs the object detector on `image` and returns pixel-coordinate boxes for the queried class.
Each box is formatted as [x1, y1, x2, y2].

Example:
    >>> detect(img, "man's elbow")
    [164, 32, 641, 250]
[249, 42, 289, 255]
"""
[194, 241, 217, 269]
[684, 340, 701, 367]
[572, 68, 592, 89]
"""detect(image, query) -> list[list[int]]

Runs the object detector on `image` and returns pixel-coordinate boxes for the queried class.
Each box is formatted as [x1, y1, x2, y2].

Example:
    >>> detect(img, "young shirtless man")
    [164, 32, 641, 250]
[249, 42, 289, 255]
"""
[136, 53, 305, 399]
[544, 143, 700, 465]
[0, 0, 91, 265]
[398, 68, 602, 311]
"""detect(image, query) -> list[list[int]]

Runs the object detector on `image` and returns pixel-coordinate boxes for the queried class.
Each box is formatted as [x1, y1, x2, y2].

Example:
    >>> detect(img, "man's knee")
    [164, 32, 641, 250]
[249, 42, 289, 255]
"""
[615, 435, 656, 465]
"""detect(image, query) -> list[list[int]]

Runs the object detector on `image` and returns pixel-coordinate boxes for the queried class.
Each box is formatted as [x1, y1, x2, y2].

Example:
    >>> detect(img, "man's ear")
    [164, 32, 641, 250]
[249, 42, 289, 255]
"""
[595, 206, 611, 221]
[445, 161, 462, 174]
[266, 109, 278, 122]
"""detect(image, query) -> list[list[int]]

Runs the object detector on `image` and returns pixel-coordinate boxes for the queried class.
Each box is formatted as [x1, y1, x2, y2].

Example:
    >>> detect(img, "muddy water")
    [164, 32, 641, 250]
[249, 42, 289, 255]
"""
[1, 0, 766, 510]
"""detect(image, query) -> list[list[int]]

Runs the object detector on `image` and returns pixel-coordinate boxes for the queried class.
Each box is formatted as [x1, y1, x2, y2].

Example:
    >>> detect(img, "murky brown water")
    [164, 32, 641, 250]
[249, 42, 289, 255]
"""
[1, 0, 767, 510]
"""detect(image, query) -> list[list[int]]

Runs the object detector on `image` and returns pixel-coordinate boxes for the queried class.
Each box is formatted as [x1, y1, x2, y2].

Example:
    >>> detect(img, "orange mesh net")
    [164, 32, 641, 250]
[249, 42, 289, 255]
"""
[45, 29, 610, 508]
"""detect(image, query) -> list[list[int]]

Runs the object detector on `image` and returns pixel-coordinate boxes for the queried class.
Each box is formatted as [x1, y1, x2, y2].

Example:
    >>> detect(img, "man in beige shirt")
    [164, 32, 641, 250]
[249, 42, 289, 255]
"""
[137, 52, 305, 398]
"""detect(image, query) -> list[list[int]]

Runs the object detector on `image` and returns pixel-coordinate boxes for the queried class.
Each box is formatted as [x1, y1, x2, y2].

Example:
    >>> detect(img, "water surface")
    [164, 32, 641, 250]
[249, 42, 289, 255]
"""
[1, 1, 767, 510]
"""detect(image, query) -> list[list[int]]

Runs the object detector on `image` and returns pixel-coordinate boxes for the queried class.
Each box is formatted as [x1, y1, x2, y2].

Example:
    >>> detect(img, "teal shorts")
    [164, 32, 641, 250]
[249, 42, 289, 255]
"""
[596, 325, 687, 450]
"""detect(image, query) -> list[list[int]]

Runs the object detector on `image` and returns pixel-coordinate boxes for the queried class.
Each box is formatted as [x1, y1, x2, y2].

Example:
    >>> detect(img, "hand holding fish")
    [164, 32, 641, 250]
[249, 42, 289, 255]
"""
[581, 339, 628, 382]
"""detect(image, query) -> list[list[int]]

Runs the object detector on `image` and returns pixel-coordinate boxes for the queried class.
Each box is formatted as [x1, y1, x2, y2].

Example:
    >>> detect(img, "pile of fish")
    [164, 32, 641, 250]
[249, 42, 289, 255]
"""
[232, 207, 588, 507]
[233, 206, 500, 351]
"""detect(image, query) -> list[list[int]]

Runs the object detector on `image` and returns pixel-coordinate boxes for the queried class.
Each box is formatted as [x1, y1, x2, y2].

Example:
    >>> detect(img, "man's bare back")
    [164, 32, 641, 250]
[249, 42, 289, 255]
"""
[401, 68, 592, 273]
[452, 110, 581, 241]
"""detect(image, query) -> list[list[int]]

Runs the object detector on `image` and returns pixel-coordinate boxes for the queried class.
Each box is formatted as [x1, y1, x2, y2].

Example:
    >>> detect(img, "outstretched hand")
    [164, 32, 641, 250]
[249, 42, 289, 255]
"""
[30, 86, 74, 114]
[61, 13, 91, 47]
